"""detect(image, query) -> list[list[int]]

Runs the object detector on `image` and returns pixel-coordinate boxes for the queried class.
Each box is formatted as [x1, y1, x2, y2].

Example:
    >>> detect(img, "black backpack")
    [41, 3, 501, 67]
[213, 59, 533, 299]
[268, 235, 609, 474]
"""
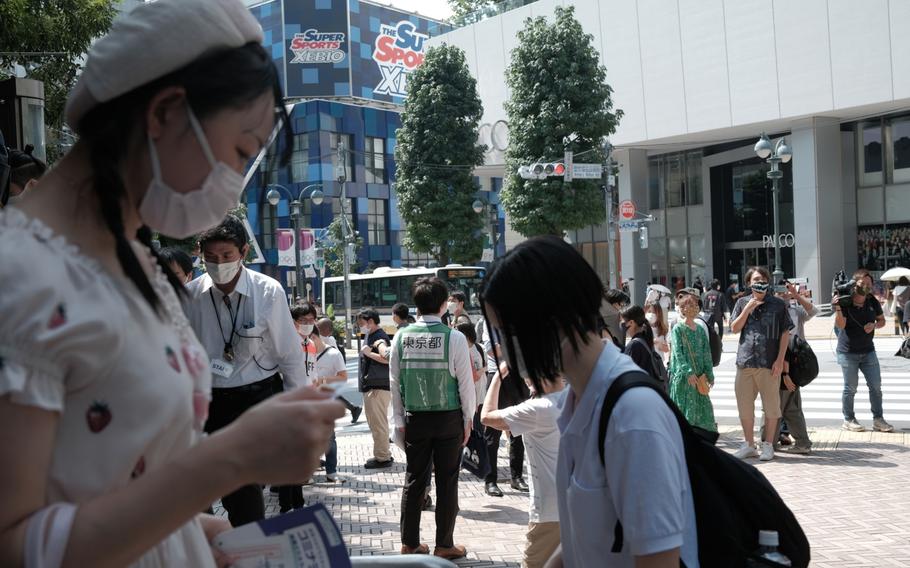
[630, 338, 670, 389]
[695, 316, 722, 367]
[787, 335, 818, 387]
[598, 372, 810, 568]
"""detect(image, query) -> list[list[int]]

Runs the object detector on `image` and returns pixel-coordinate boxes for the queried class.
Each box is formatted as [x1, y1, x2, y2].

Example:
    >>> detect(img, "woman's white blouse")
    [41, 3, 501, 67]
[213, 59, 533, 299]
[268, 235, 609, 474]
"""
[0, 208, 216, 567]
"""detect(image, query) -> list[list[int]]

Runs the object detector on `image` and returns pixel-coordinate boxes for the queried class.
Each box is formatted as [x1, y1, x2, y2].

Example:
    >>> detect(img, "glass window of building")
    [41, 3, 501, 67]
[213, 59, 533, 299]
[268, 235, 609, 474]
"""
[330, 133, 354, 182]
[666, 155, 685, 208]
[260, 202, 278, 249]
[367, 198, 387, 245]
[649, 158, 663, 209]
[858, 122, 883, 186]
[686, 152, 703, 205]
[891, 116, 910, 184]
[291, 134, 308, 182]
[364, 137, 386, 184]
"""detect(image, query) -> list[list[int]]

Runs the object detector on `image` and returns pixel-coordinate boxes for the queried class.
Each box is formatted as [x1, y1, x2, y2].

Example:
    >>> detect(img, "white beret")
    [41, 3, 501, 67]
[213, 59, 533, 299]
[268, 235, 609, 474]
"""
[65, 0, 263, 132]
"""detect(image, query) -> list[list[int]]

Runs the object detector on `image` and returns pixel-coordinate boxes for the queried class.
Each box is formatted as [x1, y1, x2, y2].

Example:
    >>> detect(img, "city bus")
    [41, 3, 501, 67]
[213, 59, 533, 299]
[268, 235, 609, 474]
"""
[321, 265, 487, 334]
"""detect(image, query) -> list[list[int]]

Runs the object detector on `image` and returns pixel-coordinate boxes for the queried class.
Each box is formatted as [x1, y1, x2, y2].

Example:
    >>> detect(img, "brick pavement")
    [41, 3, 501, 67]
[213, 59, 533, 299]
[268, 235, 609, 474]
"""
[213, 422, 910, 567]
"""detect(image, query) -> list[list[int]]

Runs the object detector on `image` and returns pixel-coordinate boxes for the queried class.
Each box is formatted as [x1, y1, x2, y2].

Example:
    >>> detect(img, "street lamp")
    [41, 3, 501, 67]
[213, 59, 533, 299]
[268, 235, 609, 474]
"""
[753, 133, 792, 284]
[266, 183, 324, 301]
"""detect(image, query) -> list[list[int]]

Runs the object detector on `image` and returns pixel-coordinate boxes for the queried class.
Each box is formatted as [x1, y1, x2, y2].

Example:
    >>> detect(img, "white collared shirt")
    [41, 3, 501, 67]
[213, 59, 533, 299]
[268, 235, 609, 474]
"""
[184, 267, 307, 389]
[389, 315, 476, 428]
[555, 342, 698, 567]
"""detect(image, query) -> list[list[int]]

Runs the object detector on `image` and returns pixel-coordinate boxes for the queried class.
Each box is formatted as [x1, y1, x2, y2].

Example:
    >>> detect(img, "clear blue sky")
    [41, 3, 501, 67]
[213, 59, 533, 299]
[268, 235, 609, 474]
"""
[386, 0, 453, 21]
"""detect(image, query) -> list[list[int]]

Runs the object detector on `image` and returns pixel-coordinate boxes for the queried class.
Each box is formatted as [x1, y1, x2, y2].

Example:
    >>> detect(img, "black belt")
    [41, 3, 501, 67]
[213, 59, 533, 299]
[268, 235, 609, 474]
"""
[212, 374, 282, 397]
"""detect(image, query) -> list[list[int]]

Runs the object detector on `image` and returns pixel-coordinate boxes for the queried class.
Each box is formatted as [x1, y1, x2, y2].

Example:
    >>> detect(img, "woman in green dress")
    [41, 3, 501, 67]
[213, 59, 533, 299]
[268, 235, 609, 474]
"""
[669, 294, 717, 432]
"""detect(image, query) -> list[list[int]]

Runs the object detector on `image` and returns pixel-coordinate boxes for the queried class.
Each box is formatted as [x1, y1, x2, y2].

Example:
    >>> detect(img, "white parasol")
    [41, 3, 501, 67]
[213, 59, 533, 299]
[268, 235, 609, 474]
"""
[880, 267, 910, 282]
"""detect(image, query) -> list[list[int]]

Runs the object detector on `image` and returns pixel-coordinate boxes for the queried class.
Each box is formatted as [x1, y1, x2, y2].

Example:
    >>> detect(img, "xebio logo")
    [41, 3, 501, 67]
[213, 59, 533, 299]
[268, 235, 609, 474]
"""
[373, 21, 428, 97]
[290, 29, 346, 64]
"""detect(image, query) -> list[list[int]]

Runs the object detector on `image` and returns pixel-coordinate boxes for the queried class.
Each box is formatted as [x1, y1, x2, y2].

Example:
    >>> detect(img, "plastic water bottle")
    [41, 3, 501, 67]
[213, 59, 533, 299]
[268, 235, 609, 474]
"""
[746, 530, 792, 567]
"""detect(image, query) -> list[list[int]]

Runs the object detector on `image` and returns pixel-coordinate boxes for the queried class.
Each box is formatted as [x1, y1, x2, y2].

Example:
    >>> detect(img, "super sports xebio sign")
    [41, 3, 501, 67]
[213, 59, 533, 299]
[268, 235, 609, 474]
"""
[372, 21, 428, 98]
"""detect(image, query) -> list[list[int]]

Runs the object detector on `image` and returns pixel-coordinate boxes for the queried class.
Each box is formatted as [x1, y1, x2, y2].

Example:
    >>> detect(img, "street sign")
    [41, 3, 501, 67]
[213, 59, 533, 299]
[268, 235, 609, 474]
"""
[304, 266, 317, 278]
[618, 220, 638, 233]
[619, 200, 636, 220]
[571, 163, 603, 179]
[481, 249, 494, 262]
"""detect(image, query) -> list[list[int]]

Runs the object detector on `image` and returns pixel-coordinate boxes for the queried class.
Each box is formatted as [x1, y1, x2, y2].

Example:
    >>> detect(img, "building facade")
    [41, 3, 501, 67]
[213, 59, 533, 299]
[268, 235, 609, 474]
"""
[430, 0, 910, 304]
[244, 0, 506, 298]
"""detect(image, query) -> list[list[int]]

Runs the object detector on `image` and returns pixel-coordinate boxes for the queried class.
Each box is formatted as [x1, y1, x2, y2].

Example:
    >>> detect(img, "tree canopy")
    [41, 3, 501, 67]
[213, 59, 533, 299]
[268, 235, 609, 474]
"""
[500, 6, 622, 237]
[394, 44, 486, 265]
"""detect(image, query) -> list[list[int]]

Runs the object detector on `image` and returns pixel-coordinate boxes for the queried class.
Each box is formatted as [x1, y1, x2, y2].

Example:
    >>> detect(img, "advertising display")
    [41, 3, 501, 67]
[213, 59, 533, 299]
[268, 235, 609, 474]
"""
[857, 222, 910, 272]
[283, 0, 351, 99]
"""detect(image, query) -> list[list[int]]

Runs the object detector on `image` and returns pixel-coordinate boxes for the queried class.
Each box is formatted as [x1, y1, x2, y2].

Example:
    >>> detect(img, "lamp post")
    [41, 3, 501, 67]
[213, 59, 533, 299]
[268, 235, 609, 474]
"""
[472, 198, 497, 261]
[266, 183, 325, 301]
[753, 133, 793, 284]
[335, 142, 355, 348]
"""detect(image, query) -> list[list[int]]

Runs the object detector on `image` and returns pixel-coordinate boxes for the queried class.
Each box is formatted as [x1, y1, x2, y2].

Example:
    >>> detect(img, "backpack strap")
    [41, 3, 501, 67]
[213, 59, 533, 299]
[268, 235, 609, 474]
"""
[317, 346, 336, 361]
[597, 371, 695, 561]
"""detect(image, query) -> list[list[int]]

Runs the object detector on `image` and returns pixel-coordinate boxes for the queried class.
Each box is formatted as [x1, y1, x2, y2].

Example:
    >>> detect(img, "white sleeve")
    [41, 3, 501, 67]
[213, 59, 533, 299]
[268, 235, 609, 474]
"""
[605, 390, 688, 556]
[331, 351, 347, 376]
[449, 330, 476, 424]
[499, 399, 546, 437]
[389, 335, 405, 429]
[265, 284, 307, 387]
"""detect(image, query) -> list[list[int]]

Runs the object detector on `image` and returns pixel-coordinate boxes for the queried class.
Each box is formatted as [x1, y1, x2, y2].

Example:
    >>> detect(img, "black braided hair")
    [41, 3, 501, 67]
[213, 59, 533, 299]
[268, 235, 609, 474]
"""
[75, 42, 293, 314]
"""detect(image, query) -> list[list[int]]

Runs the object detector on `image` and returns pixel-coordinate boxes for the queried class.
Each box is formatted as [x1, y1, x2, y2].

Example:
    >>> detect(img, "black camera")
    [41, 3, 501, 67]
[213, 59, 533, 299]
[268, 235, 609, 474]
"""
[831, 270, 857, 308]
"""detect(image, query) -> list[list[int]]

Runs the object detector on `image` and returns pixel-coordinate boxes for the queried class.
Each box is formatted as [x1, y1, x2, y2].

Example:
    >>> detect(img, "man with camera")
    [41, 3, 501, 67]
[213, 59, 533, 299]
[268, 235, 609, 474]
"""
[833, 269, 894, 432]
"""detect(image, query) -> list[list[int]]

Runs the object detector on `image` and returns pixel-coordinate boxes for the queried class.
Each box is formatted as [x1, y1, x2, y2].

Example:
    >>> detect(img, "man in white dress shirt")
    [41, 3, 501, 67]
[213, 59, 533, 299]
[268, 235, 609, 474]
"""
[184, 215, 308, 526]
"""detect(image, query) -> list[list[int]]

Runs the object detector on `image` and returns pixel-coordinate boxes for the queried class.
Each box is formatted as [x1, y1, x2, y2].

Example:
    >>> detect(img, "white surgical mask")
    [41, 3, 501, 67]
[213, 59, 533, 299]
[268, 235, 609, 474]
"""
[646, 312, 657, 325]
[139, 106, 245, 238]
[360, 326, 370, 336]
[297, 324, 314, 338]
[446, 301, 458, 314]
[206, 259, 242, 285]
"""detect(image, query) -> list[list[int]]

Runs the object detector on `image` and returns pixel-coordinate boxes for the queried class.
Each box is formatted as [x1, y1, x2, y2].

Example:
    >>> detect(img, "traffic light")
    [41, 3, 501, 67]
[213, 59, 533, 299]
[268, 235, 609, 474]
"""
[519, 162, 566, 180]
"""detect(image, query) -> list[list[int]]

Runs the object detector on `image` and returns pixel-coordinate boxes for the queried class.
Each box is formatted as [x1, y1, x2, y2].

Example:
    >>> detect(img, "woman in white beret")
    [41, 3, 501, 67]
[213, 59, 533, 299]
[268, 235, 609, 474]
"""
[0, 0, 344, 566]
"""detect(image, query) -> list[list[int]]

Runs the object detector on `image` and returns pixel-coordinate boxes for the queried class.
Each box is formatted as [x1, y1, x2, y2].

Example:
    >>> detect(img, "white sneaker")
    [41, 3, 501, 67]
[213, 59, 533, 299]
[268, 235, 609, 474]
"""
[759, 441, 774, 461]
[733, 442, 759, 459]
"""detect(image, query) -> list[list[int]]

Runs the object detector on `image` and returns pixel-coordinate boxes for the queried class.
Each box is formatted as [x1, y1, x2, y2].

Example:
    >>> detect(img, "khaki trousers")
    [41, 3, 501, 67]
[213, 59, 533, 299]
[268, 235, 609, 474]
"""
[364, 389, 392, 461]
[523, 521, 560, 568]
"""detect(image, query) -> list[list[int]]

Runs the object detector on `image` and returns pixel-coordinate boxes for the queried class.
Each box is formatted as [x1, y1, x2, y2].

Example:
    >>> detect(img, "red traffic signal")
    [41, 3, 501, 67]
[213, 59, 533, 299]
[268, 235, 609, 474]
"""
[553, 163, 566, 175]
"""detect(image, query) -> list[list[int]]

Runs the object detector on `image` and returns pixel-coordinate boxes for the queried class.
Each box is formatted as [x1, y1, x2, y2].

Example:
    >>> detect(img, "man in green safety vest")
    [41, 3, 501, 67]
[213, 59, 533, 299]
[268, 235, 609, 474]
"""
[390, 276, 476, 560]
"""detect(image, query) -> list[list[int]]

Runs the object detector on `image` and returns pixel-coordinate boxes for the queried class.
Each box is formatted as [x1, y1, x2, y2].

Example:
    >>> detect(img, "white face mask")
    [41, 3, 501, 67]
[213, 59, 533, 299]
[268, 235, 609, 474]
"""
[297, 324, 314, 338]
[446, 301, 458, 314]
[139, 105, 245, 239]
[360, 326, 370, 336]
[645, 312, 657, 325]
[206, 259, 242, 285]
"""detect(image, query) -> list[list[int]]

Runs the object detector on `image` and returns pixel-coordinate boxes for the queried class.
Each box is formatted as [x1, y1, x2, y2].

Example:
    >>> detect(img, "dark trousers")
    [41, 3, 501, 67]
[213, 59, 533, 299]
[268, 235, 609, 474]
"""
[401, 410, 463, 548]
[205, 374, 282, 526]
[706, 315, 724, 340]
[484, 425, 524, 483]
[338, 395, 358, 413]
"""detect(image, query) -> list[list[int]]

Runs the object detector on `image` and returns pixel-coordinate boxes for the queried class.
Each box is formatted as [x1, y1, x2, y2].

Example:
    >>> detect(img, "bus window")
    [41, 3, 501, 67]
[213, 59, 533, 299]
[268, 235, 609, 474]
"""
[350, 280, 363, 309]
[324, 281, 335, 308]
[362, 278, 380, 308]
[438, 268, 485, 312]
[400, 276, 417, 305]
[380, 277, 397, 306]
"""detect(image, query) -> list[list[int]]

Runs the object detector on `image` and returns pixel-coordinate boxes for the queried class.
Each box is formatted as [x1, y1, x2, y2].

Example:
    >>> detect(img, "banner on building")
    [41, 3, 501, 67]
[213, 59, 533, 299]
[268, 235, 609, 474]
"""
[858, 222, 910, 272]
[276, 228, 318, 267]
[283, 0, 350, 98]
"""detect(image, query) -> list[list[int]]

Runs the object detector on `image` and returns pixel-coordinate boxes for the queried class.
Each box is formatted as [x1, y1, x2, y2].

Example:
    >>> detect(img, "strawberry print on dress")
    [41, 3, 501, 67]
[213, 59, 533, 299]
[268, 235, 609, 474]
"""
[48, 304, 66, 329]
[86, 401, 112, 433]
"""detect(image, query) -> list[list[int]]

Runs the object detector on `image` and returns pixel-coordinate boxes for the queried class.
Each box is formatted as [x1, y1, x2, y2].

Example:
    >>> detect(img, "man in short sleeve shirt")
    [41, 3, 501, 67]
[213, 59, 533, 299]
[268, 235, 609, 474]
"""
[729, 266, 792, 462]
[481, 367, 564, 568]
[834, 269, 894, 433]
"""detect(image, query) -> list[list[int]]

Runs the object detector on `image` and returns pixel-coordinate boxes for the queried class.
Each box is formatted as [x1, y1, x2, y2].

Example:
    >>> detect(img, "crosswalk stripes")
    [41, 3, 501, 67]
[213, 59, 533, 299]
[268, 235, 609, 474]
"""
[706, 370, 910, 423]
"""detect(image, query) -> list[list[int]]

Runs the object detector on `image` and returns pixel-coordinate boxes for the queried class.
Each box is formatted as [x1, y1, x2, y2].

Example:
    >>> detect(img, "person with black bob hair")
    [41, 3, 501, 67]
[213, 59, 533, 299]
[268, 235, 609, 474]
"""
[158, 246, 194, 285]
[479, 235, 698, 568]
[620, 305, 658, 379]
[1, 144, 47, 207]
[0, 1, 344, 566]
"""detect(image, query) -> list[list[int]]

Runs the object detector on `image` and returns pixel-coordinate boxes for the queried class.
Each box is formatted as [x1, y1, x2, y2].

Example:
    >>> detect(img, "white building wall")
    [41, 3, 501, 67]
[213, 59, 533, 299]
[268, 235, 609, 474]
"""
[429, 0, 910, 149]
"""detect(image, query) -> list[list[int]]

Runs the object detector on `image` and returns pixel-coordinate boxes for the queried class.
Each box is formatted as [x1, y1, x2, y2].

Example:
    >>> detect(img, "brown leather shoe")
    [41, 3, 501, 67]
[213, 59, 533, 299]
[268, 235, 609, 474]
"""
[434, 544, 467, 559]
[400, 544, 429, 554]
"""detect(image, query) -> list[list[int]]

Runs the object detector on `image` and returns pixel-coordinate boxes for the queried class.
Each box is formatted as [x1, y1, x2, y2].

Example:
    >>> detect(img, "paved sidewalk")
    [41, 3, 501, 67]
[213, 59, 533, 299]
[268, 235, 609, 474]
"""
[215, 423, 910, 567]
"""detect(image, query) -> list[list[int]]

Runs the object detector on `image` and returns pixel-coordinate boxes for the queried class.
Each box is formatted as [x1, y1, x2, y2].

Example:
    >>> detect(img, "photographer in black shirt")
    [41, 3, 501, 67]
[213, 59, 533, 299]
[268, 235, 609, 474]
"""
[833, 269, 894, 432]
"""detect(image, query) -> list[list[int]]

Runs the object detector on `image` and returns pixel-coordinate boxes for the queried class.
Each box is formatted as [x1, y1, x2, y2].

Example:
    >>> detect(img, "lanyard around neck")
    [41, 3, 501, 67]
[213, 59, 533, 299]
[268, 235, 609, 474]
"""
[210, 289, 243, 361]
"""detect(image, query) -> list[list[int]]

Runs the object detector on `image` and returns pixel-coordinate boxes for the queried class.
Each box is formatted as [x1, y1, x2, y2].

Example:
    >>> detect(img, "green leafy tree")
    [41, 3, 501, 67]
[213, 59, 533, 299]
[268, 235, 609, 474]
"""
[323, 216, 363, 276]
[394, 44, 485, 265]
[501, 6, 622, 237]
[0, 0, 118, 162]
[448, 0, 508, 21]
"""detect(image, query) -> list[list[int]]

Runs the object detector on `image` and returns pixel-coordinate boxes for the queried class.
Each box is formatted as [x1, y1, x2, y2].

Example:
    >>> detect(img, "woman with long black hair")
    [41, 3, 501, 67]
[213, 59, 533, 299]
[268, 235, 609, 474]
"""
[0, 1, 343, 566]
